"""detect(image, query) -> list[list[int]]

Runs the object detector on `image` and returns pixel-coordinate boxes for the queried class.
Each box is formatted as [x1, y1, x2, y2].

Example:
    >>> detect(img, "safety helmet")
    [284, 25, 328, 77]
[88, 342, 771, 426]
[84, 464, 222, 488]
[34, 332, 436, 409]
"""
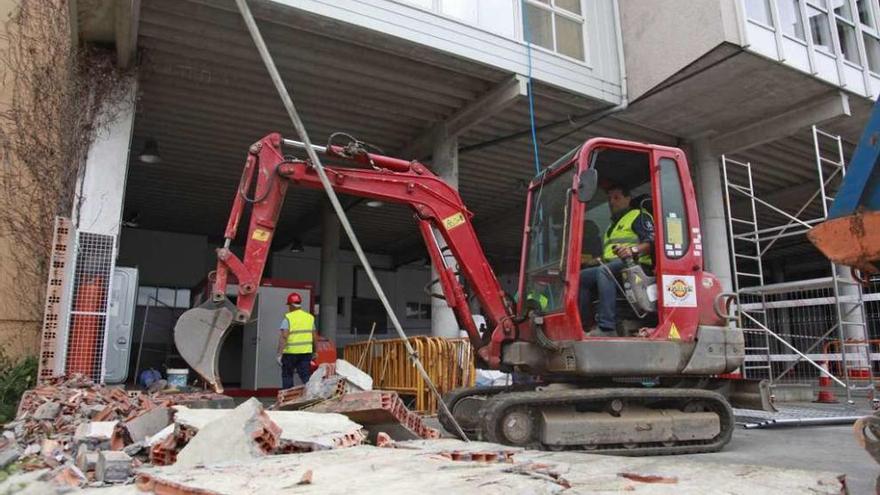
[287, 292, 302, 306]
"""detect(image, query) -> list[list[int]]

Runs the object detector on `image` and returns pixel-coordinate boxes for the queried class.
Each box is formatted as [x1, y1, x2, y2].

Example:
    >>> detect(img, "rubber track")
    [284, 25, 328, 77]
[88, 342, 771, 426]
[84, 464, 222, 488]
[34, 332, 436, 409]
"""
[439, 385, 533, 438]
[479, 388, 734, 456]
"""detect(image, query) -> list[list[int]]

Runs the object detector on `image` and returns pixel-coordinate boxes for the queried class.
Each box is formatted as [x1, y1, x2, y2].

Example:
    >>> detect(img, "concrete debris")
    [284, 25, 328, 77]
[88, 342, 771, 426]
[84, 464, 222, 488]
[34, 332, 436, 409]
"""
[96, 450, 133, 483]
[333, 359, 373, 391]
[3, 374, 230, 474]
[172, 398, 281, 469]
[122, 406, 172, 443]
[0, 441, 21, 469]
[75, 448, 99, 473]
[275, 361, 437, 443]
[129, 439, 846, 495]
[307, 390, 440, 441]
[33, 401, 61, 421]
[172, 405, 366, 453]
[74, 421, 118, 444]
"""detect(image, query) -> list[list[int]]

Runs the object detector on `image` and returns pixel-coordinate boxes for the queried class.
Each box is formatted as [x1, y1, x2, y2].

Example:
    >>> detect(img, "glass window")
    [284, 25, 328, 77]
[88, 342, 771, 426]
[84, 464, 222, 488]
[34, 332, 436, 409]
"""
[556, 0, 581, 15]
[524, 3, 554, 50]
[779, 0, 806, 39]
[838, 20, 861, 63]
[865, 32, 880, 71]
[659, 158, 689, 258]
[746, 0, 773, 24]
[556, 15, 585, 60]
[857, 0, 876, 30]
[523, 0, 587, 61]
[478, 0, 516, 37]
[808, 5, 834, 51]
[831, 0, 853, 20]
[523, 168, 575, 313]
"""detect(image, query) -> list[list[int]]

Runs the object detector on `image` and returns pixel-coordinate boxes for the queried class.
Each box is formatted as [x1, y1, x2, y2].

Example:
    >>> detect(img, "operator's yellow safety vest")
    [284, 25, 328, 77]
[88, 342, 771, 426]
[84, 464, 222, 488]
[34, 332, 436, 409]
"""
[526, 291, 548, 311]
[602, 209, 652, 266]
[283, 309, 315, 354]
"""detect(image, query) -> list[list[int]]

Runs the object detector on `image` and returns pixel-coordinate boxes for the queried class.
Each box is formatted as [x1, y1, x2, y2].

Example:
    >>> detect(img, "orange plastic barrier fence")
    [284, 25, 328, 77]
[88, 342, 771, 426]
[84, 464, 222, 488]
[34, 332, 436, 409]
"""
[344, 336, 475, 413]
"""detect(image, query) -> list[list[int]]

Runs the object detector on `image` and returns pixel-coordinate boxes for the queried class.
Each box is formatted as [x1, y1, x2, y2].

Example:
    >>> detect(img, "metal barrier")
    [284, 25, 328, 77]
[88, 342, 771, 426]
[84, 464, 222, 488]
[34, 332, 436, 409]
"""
[344, 336, 475, 413]
[738, 277, 878, 404]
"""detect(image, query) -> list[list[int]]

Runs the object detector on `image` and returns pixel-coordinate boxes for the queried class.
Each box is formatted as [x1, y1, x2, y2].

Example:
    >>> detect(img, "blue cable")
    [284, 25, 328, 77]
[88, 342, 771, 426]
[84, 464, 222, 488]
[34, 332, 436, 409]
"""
[522, 0, 541, 175]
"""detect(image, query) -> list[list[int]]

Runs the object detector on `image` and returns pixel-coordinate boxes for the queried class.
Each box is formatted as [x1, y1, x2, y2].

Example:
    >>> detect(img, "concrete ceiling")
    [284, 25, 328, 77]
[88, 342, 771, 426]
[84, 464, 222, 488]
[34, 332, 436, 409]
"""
[124, 0, 672, 271]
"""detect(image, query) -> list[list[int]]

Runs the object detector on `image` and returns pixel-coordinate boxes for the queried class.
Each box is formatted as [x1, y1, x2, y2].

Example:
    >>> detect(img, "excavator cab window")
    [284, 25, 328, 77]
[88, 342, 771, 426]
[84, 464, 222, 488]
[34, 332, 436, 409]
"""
[522, 166, 576, 313]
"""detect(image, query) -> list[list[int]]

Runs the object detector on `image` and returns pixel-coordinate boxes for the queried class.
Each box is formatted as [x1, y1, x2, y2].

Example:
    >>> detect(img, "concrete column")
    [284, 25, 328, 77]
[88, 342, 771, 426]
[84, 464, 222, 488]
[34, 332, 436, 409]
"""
[690, 140, 734, 293]
[319, 200, 340, 344]
[430, 124, 461, 338]
[72, 79, 137, 242]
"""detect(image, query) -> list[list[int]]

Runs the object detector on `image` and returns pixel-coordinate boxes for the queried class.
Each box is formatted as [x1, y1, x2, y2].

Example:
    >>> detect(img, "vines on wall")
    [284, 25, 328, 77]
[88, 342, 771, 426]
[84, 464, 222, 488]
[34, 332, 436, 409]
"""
[0, 0, 133, 354]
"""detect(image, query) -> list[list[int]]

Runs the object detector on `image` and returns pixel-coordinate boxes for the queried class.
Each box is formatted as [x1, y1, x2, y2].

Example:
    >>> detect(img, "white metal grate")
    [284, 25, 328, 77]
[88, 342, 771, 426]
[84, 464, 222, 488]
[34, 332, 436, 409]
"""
[64, 231, 115, 383]
[37, 217, 73, 382]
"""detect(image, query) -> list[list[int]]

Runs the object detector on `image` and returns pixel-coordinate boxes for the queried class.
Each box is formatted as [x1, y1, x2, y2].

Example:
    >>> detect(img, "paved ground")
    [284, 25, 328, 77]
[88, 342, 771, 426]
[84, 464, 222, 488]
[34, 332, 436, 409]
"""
[425, 417, 875, 493]
[680, 425, 873, 494]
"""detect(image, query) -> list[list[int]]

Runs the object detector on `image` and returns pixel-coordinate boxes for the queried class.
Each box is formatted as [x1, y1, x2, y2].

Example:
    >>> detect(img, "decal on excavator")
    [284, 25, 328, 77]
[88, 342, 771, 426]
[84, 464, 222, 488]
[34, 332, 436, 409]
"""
[251, 228, 271, 241]
[668, 323, 681, 340]
[662, 275, 696, 307]
[443, 212, 466, 231]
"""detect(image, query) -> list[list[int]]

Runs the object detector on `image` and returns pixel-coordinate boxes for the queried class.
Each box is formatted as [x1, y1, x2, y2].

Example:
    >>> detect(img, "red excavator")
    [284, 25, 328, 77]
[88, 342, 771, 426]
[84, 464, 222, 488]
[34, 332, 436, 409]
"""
[174, 132, 773, 455]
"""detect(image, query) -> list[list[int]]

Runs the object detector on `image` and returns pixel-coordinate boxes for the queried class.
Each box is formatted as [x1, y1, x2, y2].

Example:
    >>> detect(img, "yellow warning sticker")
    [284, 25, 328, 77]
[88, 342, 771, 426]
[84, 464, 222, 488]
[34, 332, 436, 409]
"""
[668, 323, 681, 340]
[443, 212, 466, 231]
[252, 229, 271, 242]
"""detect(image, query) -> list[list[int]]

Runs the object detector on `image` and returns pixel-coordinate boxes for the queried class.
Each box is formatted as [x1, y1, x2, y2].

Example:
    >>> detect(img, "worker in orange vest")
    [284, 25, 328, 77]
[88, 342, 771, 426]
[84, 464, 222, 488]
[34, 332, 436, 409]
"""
[276, 292, 316, 389]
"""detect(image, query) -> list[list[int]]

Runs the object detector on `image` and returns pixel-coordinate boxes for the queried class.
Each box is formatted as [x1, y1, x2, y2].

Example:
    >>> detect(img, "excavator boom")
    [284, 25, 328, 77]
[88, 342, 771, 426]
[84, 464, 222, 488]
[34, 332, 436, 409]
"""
[174, 133, 515, 391]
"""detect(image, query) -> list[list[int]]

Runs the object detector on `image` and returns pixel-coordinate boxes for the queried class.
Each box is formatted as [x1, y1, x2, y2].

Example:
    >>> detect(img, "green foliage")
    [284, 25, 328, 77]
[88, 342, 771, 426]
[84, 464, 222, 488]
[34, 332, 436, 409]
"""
[0, 352, 37, 424]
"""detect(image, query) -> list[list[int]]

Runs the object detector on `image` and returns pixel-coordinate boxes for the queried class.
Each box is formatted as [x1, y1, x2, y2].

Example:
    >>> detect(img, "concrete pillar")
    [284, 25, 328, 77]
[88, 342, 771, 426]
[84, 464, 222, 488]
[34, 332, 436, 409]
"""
[72, 79, 137, 243]
[430, 124, 461, 338]
[832, 265, 868, 340]
[319, 200, 340, 344]
[690, 140, 734, 293]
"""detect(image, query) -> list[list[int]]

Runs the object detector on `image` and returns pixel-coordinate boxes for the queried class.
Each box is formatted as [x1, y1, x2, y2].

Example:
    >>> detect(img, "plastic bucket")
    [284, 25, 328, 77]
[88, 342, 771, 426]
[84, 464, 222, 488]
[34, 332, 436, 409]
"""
[167, 368, 189, 388]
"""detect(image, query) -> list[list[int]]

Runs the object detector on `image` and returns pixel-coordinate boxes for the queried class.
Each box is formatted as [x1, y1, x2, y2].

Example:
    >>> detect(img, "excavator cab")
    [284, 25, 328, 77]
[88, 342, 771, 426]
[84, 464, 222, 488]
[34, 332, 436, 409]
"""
[516, 139, 710, 346]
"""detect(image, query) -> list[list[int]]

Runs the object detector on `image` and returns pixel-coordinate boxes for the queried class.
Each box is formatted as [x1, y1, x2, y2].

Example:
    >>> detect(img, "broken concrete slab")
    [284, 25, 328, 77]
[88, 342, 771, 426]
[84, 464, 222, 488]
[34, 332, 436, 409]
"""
[32, 401, 61, 421]
[172, 398, 280, 469]
[74, 421, 117, 444]
[334, 359, 372, 391]
[123, 407, 171, 443]
[75, 448, 99, 473]
[0, 442, 21, 469]
[130, 440, 846, 495]
[172, 405, 364, 453]
[96, 451, 132, 483]
[307, 390, 439, 441]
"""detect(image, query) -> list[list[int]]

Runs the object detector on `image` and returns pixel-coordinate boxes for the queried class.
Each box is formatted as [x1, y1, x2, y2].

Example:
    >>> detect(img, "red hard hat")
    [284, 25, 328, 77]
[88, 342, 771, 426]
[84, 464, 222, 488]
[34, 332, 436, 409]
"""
[286, 292, 302, 305]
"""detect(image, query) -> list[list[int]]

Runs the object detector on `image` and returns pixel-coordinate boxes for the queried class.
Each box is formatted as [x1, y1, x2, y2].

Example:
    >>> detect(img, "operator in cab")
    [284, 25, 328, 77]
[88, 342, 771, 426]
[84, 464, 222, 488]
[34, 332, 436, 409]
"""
[276, 292, 316, 389]
[579, 184, 654, 336]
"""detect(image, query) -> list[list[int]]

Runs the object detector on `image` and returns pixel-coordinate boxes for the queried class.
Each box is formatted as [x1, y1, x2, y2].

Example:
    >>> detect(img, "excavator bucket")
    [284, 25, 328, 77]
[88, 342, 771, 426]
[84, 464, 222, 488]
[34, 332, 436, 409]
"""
[808, 210, 880, 275]
[173, 298, 237, 393]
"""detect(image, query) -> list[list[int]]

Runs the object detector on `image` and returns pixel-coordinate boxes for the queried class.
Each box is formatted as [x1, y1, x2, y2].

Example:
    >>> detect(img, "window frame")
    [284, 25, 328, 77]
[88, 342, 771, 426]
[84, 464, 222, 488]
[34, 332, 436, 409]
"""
[521, 0, 591, 66]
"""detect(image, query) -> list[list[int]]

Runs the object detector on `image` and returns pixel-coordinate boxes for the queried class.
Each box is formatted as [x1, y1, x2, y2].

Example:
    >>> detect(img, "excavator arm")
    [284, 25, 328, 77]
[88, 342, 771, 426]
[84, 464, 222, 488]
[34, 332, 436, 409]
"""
[174, 133, 516, 391]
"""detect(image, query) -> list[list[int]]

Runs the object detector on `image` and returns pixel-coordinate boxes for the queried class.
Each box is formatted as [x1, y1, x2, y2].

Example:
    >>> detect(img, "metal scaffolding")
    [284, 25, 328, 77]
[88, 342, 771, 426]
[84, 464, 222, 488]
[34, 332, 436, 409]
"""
[722, 126, 876, 406]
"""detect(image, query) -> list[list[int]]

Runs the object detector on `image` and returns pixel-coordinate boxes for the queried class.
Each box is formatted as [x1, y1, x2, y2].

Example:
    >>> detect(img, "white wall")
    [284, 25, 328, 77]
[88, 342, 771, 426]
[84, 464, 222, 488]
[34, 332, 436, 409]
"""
[72, 80, 137, 240]
[619, 0, 741, 100]
[270, 0, 623, 102]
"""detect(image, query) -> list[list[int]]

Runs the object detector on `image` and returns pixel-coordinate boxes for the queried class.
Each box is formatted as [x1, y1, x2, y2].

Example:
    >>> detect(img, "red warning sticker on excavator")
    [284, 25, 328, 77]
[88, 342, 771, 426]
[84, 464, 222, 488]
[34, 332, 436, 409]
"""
[252, 229, 271, 242]
[443, 212, 466, 231]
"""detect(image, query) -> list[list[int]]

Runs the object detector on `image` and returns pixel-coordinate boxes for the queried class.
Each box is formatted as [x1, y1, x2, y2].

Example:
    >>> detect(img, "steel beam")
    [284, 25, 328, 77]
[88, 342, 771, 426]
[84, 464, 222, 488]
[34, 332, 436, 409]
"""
[399, 75, 527, 160]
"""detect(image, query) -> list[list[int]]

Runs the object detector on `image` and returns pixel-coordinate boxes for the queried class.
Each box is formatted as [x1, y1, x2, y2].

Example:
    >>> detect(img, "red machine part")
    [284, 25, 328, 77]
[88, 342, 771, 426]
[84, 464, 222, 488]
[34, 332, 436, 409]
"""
[211, 133, 724, 371]
[212, 133, 513, 367]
